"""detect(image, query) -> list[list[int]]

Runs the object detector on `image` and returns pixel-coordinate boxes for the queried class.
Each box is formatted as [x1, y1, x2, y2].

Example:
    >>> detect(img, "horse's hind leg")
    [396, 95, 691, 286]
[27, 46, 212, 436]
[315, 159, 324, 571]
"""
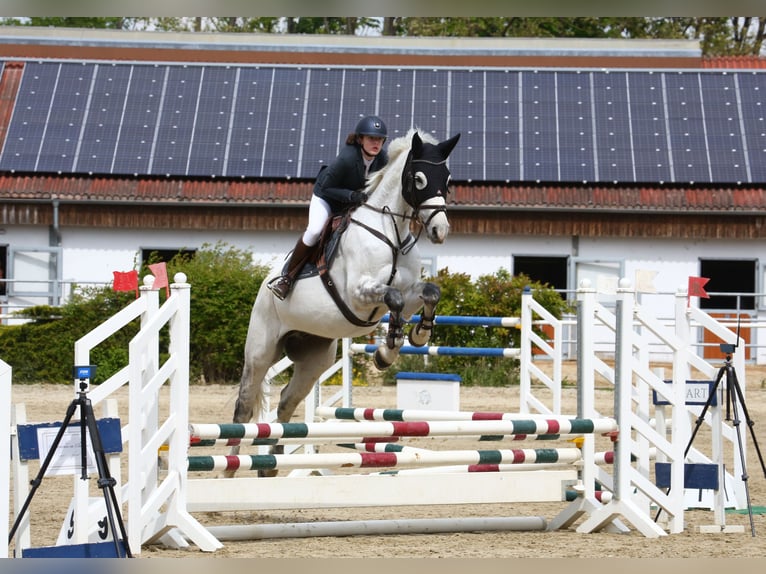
[225, 293, 283, 477]
[258, 335, 338, 478]
[408, 282, 441, 347]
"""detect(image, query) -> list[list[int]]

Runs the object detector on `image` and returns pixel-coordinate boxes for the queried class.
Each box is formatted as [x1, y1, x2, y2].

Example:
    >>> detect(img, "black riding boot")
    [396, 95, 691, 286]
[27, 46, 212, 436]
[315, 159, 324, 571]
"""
[267, 238, 315, 300]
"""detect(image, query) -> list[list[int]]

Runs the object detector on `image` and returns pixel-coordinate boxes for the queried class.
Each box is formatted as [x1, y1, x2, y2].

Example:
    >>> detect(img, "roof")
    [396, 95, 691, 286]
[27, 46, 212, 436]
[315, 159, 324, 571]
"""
[0, 26, 703, 69]
[1, 173, 765, 215]
[0, 26, 702, 59]
[0, 28, 764, 225]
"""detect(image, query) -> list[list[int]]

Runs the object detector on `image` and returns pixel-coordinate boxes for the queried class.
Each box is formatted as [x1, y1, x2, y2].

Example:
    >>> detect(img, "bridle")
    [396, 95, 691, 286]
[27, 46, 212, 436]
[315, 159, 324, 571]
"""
[352, 155, 451, 255]
[331, 156, 449, 324]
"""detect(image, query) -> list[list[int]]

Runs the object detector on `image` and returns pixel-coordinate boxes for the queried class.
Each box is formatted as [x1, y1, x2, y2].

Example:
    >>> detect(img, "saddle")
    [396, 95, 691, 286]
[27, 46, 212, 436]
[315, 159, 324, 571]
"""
[283, 212, 352, 281]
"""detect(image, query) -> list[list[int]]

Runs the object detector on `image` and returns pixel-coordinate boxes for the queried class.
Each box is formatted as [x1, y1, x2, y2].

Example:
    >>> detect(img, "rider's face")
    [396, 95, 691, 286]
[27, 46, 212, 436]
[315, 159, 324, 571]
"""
[360, 135, 386, 159]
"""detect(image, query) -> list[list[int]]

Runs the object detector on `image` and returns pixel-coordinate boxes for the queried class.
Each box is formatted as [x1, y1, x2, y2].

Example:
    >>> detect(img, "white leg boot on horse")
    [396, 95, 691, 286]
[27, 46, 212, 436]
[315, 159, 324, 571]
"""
[408, 282, 441, 347]
[372, 289, 407, 370]
[267, 238, 316, 300]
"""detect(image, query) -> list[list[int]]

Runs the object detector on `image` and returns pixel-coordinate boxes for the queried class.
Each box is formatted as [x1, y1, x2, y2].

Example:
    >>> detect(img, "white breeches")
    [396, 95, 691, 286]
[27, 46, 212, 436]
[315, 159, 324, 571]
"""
[302, 194, 333, 246]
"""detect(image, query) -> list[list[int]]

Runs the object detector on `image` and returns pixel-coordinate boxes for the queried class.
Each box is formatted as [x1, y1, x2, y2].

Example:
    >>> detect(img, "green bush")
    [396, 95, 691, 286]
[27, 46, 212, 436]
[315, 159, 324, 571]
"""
[0, 286, 137, 383]
[165, 242, 270, 383]
[376, 268, 572, 387]
[0, 242, 268, 385]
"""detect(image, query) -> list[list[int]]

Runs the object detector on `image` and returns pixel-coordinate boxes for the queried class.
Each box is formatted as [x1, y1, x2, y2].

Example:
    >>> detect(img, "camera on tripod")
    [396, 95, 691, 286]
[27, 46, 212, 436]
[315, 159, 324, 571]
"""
[719, 343, 736, 354]
[8, 363, 131, 557]
[73, 365, 95, 392]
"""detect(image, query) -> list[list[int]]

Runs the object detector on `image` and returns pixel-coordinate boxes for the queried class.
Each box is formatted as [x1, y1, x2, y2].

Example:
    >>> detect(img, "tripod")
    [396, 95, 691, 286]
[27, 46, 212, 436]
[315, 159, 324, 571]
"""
[8, 366, 131, 558]
[685, 344, 766, 537]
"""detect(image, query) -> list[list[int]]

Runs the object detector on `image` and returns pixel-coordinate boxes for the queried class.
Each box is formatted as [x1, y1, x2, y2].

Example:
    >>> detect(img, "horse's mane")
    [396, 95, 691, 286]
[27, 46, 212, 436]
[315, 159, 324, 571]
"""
[365, 128, 438, 194]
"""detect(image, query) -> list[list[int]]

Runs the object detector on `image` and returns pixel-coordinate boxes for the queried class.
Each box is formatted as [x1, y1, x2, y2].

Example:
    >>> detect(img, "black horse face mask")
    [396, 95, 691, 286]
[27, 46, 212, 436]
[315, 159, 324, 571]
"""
[401, 132, 461, 209]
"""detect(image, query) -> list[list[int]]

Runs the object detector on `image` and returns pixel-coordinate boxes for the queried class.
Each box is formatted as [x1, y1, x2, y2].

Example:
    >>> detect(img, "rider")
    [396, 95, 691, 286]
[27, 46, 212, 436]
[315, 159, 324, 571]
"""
[267, 115, 390, 300]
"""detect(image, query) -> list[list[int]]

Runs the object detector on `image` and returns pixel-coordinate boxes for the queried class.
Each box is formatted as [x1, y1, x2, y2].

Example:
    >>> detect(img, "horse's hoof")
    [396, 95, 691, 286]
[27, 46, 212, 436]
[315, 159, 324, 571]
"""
[408, 324, 432, 347]
[373, 350, 393, 370]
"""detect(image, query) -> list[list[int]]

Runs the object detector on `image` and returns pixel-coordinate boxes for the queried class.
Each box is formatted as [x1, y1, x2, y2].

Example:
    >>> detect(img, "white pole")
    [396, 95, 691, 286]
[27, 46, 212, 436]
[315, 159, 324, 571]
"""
[0, 360, 10, 558]
[206, 516, 547, 540]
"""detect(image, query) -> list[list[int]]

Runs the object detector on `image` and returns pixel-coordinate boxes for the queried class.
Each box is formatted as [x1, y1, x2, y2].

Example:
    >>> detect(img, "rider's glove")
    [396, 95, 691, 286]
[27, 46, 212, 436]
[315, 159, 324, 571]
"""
[349, 190, 367, 205]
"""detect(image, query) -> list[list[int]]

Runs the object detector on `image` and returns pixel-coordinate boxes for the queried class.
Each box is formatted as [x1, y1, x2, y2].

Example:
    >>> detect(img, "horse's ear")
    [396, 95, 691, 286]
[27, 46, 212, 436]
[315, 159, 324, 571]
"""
[437, 133, 461, 159]
[411, 131, 424, 157]
[401, 148, 415, 203]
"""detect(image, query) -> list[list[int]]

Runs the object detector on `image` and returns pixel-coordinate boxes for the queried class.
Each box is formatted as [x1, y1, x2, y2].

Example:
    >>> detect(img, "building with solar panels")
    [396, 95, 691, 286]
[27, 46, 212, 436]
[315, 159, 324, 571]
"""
[0, 27, 764, 362]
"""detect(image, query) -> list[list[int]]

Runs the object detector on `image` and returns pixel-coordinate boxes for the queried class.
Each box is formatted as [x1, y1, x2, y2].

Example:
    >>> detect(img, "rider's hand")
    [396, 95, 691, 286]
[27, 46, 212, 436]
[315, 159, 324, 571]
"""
[349, 190, 367, 205]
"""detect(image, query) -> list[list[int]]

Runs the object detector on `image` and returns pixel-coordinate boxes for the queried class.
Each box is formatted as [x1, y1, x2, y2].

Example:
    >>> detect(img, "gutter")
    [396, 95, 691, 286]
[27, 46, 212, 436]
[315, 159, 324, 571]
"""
[2, 196, 765, 218]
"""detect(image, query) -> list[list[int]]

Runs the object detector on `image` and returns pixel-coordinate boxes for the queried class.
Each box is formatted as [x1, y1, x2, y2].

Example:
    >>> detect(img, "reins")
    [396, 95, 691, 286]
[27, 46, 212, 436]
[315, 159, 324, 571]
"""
[319, 140, 450, 327]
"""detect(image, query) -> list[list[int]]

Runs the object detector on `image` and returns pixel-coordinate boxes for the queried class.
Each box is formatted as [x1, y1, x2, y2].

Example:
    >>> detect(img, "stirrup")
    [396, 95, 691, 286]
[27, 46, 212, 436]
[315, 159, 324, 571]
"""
[267, 276, 292, 300]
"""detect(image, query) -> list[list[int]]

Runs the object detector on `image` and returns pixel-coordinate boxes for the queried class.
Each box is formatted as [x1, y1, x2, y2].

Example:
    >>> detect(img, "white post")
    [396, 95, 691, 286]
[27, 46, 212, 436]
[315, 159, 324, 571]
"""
[518, 286, 532, 413]
[549, 280, 619, 531]
[0, 360, 11, 558]
[669, 285, 693, 532]
[576, 279, 667, 537]
[341, 337, 353, 407]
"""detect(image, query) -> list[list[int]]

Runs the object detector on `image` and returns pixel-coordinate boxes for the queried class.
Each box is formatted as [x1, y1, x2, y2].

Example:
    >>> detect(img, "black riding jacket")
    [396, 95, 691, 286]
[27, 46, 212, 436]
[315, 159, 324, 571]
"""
[313, 143, 389, 213]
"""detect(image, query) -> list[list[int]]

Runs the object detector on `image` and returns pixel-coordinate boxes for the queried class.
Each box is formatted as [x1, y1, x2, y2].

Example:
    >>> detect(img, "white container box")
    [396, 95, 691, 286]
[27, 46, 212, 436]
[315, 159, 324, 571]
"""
[395, 372, 461, 411]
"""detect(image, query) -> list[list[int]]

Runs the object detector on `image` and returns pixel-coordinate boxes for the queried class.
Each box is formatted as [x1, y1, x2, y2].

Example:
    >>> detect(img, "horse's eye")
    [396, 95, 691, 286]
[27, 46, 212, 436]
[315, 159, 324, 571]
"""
[414, 171, 427, 191]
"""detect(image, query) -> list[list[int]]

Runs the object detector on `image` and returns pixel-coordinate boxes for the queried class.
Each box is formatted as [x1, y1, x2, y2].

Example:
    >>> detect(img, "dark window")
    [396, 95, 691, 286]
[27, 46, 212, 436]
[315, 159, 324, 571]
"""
[141, 248, 196, 266]
[513, 256, 568, 290]
[0, 245, 6, 297]
[699, 259, 756, 310]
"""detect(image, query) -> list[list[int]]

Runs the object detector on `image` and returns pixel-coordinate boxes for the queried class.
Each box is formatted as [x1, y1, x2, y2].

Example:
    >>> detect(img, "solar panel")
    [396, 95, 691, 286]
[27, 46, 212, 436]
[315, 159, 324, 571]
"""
[186, 66, 237, 177]
[593, 71, 634, 183]
[410, 68, 449, 140]
[3, 61, 766, 185]
[227, 66, 273, 178]
[110, 64, 166, 175]
[379, 68, 416, 139]
[484, 70, 520, 182]
[735, 72, 766, 182]
[2, 61, 58, 171]
[300, 67, 344, 178]
[337, 68, 381, 139]
[699, 72, 749, 184]
[150, 65, 202, 176]
[259, 66, 306, 178]
[664, 71, 710, 184]
[39, 62, 93, 174]
[627, 72, 673, 184]
[556, 71, 595, 183]
[75, 63, 132, 174]
[450, 69, 487, 182]
[522, 70, 558, 183]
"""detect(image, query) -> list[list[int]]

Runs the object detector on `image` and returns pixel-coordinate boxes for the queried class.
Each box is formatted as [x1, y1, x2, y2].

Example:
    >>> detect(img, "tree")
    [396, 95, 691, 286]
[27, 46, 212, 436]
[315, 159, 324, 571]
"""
[395, 17, 766, 56]
[0, 16, 763, 57]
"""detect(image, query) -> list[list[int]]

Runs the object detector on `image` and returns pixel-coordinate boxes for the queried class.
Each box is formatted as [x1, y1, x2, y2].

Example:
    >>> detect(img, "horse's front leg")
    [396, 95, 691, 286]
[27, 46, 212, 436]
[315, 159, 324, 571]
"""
[373, 287, 406, 370]
[408, 281, 441, 347]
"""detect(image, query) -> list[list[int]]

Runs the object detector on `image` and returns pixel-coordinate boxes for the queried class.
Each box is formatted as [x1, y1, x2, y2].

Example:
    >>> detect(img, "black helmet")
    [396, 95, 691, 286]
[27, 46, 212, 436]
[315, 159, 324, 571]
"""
[355, 115, 387, 138]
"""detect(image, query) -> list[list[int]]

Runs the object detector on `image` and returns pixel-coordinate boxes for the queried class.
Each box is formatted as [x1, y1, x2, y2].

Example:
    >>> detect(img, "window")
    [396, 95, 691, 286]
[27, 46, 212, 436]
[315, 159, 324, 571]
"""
[0, 245, 6, 297]
[141, 248, 196, 266]
[512, 256, 568, 290]
[699, 259, 756, 311]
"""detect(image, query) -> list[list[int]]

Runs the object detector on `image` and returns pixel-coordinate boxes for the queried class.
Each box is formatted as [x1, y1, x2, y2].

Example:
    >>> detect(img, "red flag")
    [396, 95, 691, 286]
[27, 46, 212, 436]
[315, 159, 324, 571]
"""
[112, 270, 139, 298]
[688, 276, 710, 305]
[148, 262, 169, 297]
